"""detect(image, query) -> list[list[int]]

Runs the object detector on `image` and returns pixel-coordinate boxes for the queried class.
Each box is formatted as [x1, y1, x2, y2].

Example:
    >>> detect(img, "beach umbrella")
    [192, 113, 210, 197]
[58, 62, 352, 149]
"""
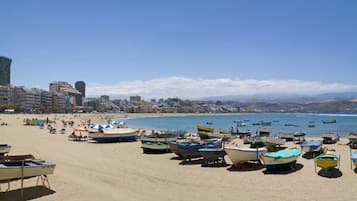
[92, 124, 104, 129]
[104, 124, 113, 128]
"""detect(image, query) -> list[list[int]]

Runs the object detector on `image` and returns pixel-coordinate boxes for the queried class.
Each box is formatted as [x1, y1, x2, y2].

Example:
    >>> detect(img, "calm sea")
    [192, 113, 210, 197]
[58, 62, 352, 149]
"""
[118, 113, 357, 137]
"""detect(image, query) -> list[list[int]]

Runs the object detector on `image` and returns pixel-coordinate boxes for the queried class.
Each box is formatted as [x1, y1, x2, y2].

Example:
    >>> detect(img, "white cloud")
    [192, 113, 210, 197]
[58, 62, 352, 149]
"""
[86, 76, 357, 99]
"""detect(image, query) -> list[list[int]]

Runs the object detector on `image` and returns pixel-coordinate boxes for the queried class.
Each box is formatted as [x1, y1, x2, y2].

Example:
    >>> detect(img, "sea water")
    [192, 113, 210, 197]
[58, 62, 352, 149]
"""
[119, 113, 357, 137]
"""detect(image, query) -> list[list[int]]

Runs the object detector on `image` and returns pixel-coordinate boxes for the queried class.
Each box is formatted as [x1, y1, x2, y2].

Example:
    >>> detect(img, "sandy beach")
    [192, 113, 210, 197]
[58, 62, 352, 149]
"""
[1, 113, 357, 201]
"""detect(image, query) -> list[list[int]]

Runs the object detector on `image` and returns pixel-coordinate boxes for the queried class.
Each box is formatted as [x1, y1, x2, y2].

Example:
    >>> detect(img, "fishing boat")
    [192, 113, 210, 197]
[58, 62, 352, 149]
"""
[315, 150, 340, 170]
[284, 124, 299, 127]
[198, 148, 226, 166]
[277, 133, 294, 142]
[0, 144, 11, 155]
[322, 120, 336, 124]
[351, 151, 357, 169]
[320, 133, 340, 144]
[175, 138, 222, 160]
[260, 148, 301, 171]
[196, 125, 214, 133]
[261, 137, 285, 148]
[0, 156, 55, 183]
[308, 124, 315, 128]
[140, 132, 177, 153]
[293, 132, 306, 144]
[88, 128, 138, 142]
[224, 146, 267, 167]
[300, 141, 322, 153]
[256, 128, 272, 138]
[348, 132, 357, 142]
[260, 121, 272, 126]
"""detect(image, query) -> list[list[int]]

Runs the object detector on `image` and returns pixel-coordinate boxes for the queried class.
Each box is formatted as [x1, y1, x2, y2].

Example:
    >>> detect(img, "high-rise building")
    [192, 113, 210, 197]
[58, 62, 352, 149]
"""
[0, 56, 11, 86]
[75, 81, 85, 106]
[49, 81, 81, 107]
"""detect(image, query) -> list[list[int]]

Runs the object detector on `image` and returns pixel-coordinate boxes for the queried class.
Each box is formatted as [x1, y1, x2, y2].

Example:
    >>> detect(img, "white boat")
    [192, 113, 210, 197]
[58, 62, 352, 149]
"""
[0, 144, 11, 155]
[224, 146, 268, 167]
[260, 148, 301, 171]
[89, 128, 139, 142]
[0, 159, 55, 182]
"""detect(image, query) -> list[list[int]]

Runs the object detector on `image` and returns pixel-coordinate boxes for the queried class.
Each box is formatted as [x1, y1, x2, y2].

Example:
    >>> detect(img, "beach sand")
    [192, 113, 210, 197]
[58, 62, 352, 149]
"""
[1, 113, 357, 201]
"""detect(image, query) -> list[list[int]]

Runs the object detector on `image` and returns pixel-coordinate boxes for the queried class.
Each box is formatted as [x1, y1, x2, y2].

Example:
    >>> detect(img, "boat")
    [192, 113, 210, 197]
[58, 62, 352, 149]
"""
[0, 157, 55, 183]
[322, 120, 336, 124]
[351, 151, 357, 169]
[256, 128, 272, 138]
[224, 146, 267, 167]
[88, 128, 139, 142]
[0, 144, 11, 155]
[293, 132, 306, 144]
[315, 150, 340, 170]
[260, 121, 272, 126]
[196, 125, 214, 133]
[175, 138, 222, 160]
[140, 132, 177, 153]
[308, 124, 315, 128]
[320, 133, 340, 144]
[277, 133, 294, 142]
[348, 132, 357, 143]
[261, 137, 285, 147]
[198, 148, 226, 166]
[260, 148, 301, 171]
[284, 124, 298, 127]
[300, 141, 322, 153]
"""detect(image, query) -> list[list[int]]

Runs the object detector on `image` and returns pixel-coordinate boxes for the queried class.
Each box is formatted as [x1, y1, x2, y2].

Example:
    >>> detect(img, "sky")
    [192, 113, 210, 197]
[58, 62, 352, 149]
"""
[1, 0, 357, 99]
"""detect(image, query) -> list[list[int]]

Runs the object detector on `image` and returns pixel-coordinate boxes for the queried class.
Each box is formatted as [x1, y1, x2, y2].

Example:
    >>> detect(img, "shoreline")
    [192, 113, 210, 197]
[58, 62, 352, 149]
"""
[1, 113, 357, 201]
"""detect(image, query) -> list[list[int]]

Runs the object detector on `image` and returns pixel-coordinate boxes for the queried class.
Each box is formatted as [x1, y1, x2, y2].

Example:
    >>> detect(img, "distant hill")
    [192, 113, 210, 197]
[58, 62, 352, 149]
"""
[199, 92, 357, 103]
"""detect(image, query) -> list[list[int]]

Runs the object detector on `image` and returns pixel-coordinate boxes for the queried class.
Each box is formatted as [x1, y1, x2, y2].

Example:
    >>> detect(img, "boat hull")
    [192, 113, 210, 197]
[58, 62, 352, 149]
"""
[0, 145, 11, 155]
[315, 154, 339, 169]
[0, 160, 55, 182]
[141, 141, 170, 152]
[89, 128, 138, 142]
[260, 155, 299, 170]
[224, 147, 267, 166]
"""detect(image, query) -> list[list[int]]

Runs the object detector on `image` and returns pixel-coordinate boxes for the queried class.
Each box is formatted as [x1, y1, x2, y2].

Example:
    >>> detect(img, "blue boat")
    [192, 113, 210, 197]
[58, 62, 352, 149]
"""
[351, 151, 357, 169]
[176, 138, 222, 160]
[301, 141, 322, 153]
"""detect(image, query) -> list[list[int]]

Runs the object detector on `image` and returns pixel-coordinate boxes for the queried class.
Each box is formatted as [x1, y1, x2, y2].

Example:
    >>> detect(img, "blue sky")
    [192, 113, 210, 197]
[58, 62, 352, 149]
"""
[1, 0, 357, 99]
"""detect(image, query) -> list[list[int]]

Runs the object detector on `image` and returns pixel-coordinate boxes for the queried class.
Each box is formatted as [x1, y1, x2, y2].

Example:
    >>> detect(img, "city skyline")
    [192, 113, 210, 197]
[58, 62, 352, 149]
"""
[1, 1, 357, 99]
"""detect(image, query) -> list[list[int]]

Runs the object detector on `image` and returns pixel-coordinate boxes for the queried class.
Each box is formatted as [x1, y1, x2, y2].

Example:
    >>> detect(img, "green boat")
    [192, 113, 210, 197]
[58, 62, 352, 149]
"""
[141, 141, 171, 153]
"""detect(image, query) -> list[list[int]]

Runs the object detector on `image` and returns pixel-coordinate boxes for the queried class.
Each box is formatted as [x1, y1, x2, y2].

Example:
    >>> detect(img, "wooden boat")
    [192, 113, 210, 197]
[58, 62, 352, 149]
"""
[293, 132, 306, 144]
[320, 133, 340, 144]
[284, 124, 299, 127]
[141, 141, 171, 153]
[260, 148, 301, 171]
[198, 148, 226, 165]
[198, 132, 231, 141]
[261, 137, 285, 147]
[315, 150, 340, 170]
[300, 141, 322, 153]
[351, 151, 357, 169]
[0, 144, 11, 155]
[196, 125, 214, 132]
[308, 124, 315, 128]
[260, 121, 272, 126]
[175, 138, 222, 160]
[348, 132, 357, 142]
[224, 146, 267, 167]
[0, 154, 35, 162]
[277, 133, 294, 142]
[256, 128, 272, 138]
[322, 120, 336, 124]
[88, 128, 138, 142]
[140, 132, 177, 153]
[0, 159, 55, 182]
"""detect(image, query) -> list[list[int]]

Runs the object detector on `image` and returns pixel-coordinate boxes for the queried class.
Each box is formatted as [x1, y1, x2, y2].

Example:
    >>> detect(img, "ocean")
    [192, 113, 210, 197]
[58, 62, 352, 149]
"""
[119, 113, 357, 137]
